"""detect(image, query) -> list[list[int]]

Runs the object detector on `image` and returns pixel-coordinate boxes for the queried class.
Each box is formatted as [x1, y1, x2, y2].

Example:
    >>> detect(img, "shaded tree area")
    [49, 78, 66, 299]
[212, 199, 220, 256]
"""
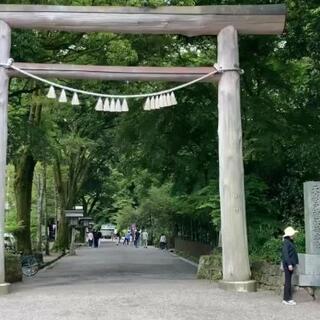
[4, 0, 320, 257]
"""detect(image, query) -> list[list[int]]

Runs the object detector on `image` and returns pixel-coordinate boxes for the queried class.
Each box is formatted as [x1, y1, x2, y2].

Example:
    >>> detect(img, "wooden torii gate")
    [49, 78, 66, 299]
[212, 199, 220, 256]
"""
[0, 4, 286, 294]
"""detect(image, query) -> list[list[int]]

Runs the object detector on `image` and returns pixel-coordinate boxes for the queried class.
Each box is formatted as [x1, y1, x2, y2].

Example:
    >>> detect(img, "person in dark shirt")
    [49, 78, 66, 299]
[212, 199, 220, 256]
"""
[281, 226, 299, 305]
[116, 230, 121, 246]
[93, 229, 101, 248]
[134, 229, 140, 248]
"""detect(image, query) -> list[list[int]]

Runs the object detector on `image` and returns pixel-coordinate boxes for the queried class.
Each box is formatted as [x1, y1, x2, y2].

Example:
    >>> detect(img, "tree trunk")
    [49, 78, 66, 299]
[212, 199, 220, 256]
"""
[36, 169, 44, 252]
[36, 164, 47, 253]
[13, 96, 42, 256]
[69, 227, 76, 256]
[14, 151, 36, 254]
[53, 148, 91, 252]
[56, 206, 68, 252]
[54, 158, 68, 252]
[43, 163, 49, 255]
[54, 186, 58, 241]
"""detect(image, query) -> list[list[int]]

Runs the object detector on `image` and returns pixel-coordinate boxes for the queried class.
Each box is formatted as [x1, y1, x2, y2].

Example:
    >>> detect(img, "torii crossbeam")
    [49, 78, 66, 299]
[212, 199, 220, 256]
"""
[0, 4, 286, 295]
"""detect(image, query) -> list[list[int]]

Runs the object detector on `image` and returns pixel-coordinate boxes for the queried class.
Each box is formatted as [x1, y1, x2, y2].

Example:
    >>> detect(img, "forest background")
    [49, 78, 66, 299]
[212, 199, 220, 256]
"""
[3, 0, 320, 262]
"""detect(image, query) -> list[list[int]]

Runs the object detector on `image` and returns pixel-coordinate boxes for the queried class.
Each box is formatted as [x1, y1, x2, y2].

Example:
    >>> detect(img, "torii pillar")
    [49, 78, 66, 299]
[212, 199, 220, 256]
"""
[0, 20, 11, 295]
[217, 25, 256, 291]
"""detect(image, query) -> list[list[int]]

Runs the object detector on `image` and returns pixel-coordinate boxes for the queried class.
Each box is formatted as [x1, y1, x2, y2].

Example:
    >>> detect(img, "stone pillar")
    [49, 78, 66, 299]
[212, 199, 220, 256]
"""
[297, 182, 320, 287]
[304, 182, 320, 255]
[217, 25, 255, 292]
[0, 20, 11, 295]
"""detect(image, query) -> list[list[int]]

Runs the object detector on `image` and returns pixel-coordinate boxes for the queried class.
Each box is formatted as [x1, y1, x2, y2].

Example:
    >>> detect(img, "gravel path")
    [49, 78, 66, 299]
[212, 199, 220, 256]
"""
[0, 241, 318, 320]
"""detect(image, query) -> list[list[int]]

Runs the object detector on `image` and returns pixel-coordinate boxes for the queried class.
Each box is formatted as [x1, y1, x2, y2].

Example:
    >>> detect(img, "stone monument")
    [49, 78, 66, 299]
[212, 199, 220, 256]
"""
[297, 181, 320, 287]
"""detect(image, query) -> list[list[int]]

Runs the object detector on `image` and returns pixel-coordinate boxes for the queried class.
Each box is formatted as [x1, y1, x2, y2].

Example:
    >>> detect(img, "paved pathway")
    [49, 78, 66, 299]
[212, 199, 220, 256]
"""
[0, 241, 319, 320]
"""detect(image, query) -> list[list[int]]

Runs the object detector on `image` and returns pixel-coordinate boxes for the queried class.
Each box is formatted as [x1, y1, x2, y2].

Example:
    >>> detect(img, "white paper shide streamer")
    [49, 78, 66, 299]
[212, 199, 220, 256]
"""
[104, 98, 110, 111]
[47, 86, 56, 99]
[71, 93, 80, 106]
[96, 98, 129, 113]
[143, 92, 177, 111]
[59, 89, 68, 103]
[95, 97, 103, 111]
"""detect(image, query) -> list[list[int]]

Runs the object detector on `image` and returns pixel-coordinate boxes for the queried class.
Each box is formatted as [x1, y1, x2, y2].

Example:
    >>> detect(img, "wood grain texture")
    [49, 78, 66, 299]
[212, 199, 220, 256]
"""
[0, 20, 11, 285]
[0, 4, 286, 35]
[9, 63, 219, 82]
[217, 26, 251, 282]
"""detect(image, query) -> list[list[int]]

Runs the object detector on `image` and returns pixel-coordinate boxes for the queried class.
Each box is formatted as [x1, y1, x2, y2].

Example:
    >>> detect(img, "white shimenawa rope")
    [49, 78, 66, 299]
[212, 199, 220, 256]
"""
[1, 58, 243, 112]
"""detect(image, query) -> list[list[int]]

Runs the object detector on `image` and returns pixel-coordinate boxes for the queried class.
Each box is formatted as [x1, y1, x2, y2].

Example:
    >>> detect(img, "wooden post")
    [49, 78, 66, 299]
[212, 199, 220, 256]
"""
[0, 20, 11, 295]
[217, 25, 255, 292]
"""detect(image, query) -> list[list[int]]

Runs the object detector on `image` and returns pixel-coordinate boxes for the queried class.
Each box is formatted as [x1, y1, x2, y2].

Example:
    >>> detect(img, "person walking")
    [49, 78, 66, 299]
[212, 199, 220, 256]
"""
[123, 231, 130, 246]
[116, 230, 121, 246]
[281, 226, 299, 306]
[87, 230, 94, 248]
[134, 229, 140, 248]
[130, 232, 134, 246]
[141, 229, 148, 248]
[138, 229, 142, 247]
[159, 234, 167, 250]
[93, 230, 101, 248]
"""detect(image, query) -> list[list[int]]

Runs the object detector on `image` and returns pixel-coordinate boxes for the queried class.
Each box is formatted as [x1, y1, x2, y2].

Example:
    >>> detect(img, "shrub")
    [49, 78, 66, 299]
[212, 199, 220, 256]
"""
[253, 231, 305, 264]
[259, 238, 283, 263]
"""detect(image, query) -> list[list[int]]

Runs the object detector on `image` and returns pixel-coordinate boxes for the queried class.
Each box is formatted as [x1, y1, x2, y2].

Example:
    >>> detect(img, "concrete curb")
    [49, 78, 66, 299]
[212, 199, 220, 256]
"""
[167, 250, 199, 268]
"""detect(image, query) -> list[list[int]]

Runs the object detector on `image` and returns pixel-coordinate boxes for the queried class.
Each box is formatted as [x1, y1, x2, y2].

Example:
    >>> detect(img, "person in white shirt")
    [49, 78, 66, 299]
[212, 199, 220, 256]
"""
[160, 234, 167, 250]
[87, 231, 94, 248]
[141, 230, 149, 248]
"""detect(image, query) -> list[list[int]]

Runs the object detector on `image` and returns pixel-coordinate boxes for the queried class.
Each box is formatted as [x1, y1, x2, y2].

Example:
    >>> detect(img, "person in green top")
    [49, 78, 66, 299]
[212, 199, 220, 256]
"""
[141, 230, 149, 248]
